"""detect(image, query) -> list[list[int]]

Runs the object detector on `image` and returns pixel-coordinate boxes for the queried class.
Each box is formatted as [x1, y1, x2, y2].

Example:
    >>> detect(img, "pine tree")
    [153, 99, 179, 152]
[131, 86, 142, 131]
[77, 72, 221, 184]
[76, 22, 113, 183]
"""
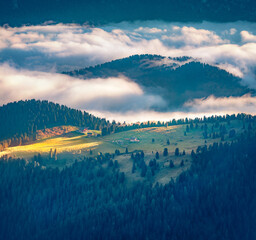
[54, 149, 58, 161]
[114, 160, 119, 169]
[140, 161, 147, 177]
[132, 161, 136, 173]
[146, 167, 153, 181]
[163, 148, 168, 157]
[180, 160, 184, 167]
[169, 160, 174, 168]
[175, 148, 179, 156]
[49, 148, 53, 159]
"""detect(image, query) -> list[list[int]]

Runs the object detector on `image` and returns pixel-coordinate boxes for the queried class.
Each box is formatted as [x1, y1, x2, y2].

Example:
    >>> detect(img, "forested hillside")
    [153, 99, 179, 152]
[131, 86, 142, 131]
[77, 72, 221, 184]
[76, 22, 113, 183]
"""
[66, 55, 252, 109]
[1, 0, 255, 26]
[0, 100, 109, 149]
[0, 128, 255, 239]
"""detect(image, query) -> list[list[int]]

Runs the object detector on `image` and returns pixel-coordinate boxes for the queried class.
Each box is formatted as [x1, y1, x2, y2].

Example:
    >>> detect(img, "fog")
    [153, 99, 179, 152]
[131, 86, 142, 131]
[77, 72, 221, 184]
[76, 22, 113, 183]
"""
[0, 63, 166, 112]
[0, 21, 255, 87]
[0, 21, 256, 122]
[91, 94, 256, 123]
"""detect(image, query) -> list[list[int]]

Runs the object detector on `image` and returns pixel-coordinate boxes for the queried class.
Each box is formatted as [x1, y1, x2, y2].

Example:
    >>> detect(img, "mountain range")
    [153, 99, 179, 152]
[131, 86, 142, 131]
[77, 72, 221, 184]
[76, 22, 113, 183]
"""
[65, 54, 253, 110]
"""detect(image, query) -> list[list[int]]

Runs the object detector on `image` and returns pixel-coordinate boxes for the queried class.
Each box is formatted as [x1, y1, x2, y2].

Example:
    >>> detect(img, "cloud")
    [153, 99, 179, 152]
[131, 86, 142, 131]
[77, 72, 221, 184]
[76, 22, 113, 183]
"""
[0, 63, 166, 112]
[90, 110, 211, 123]
[171, 43, 256, 86]
[215, 63, 244, 78]
[0, 22, 256, 87]
[229, 28, 237, 35]
[241, 31, 256, 42]
[140, 56, 193, 70]
[135, 27, 166, 34]
[91, 94, 256, 123]
[184, 94, 256, 114]
[1, 20, 256, 121]
[163, 26, 227, 46]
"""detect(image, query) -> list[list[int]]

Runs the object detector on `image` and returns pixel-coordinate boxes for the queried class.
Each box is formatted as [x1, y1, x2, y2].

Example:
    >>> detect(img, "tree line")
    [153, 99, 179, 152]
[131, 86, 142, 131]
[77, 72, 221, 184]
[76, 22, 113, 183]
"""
[0, 130, 256, 239]
[1, 99, 255, 151]
[0, 100, 110, 151]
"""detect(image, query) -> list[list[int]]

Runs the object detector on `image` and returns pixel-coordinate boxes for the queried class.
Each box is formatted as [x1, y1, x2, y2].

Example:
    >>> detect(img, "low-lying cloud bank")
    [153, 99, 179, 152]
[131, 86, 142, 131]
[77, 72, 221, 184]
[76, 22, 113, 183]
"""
[184, 94, 256, 113]
[1, 63, 256, 123]
[1, 21, 256, 122]
[0, 21, 256, 87]
[91, 94, 256, 123]
[0, 63, 166, 112]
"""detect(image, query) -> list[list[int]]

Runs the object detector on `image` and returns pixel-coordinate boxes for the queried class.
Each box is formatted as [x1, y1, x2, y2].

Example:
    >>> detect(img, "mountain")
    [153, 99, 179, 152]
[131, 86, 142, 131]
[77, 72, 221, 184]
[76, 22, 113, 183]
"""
[65, 54, 253, 110]
[0, 0, 255, 26]
[0, 99, 109, 149]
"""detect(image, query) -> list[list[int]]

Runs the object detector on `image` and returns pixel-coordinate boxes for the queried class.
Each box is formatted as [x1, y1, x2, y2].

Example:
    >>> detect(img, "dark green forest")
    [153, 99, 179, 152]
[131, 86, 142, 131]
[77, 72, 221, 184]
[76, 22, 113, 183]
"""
[0, 129, 256, 239]
[1, 100, 254, 151]
[0, 100, 109, 149]
[0, 0, 255, 26]
[66, 55, 252, 109]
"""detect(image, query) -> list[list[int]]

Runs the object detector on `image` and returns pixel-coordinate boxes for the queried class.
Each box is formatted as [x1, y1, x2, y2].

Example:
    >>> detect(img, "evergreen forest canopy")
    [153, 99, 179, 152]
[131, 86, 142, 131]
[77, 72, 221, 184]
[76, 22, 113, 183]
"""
[0, 100, 109, 149]
[0, 99, 256, 239]
[0, 99, 254, 151]
[0, 0, 256, 26]
[0, 125, 255, 239]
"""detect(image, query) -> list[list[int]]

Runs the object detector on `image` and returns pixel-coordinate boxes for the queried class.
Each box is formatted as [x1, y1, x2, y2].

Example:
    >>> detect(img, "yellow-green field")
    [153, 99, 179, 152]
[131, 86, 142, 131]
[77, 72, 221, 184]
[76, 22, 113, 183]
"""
[0, 135, 100, 158]
[0, 119, 246, 183]
[1, 120, 244, 160]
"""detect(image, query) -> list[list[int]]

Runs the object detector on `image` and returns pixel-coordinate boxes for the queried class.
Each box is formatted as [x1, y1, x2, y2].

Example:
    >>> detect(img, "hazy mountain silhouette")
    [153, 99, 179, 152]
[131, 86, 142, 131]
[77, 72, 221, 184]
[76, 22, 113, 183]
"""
[65, 54, 253, 110]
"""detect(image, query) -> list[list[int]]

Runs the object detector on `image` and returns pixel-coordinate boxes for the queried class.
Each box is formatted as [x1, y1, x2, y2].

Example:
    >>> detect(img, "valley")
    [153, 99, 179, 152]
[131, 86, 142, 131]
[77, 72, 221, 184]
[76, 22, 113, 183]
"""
[1, 117, 248, 185]
[1, 1, 256, 238]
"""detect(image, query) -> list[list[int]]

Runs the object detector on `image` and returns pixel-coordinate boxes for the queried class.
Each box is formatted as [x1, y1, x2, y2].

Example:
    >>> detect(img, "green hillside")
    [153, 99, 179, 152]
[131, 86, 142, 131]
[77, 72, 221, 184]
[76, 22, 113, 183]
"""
[66, 55, 252, 109]
[1, 117, 252, 184]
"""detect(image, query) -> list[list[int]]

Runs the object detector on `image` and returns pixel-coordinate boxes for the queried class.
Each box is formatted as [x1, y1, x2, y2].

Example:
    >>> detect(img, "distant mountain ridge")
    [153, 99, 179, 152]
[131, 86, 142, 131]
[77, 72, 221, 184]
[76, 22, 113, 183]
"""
[65, 54, 253, 110]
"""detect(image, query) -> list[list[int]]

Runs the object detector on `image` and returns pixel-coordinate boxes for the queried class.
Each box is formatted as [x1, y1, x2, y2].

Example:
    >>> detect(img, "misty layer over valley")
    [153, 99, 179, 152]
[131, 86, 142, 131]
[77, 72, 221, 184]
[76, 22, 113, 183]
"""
[0, 21, 256, 121]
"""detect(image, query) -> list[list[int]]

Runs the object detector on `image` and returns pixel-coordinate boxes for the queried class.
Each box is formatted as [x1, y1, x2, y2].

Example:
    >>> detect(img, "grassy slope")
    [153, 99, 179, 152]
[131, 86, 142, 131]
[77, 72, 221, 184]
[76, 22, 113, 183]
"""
[0, 119, 246, 184]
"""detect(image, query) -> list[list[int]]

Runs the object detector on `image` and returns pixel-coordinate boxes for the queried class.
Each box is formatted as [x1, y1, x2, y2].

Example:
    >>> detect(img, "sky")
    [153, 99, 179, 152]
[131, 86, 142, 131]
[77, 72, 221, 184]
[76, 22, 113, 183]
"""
[0, 20, 256, 122]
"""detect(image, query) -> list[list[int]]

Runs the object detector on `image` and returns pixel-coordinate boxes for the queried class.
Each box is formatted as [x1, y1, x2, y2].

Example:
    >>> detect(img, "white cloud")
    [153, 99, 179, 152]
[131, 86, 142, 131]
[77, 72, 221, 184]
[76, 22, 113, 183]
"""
[168, 43, 256, 87]
[184, 94, 256, 114]
[140, 57, 194, 69]
[172, 26, 180, 31]
[215, 63, 244, 78]
[91, 94, 256, 123]
[0, 20, 256, 119]
[241, 30, 256, 42]
[135, 27, 165, 33]
[0, 21, 256, 87]
[90, 110, 210, 123]
[230, 28, 237, 35]
[0, 63, 165, 111]
[164, 26, 227, 46]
